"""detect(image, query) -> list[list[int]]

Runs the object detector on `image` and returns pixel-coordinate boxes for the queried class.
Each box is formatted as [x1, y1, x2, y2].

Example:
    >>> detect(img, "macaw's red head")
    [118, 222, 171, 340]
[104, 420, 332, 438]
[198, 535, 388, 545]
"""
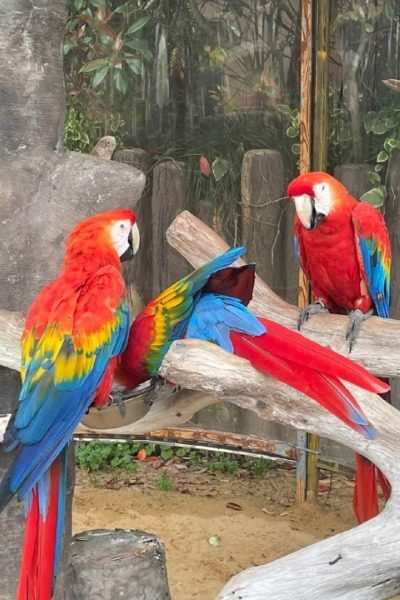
[287, 171, 350, 230]
[65, 209, 140, 267]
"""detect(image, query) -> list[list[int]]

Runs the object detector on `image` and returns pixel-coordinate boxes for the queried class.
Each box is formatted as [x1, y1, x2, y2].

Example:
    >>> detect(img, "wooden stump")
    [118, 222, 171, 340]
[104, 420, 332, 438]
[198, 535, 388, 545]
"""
[151, 162, 190, 296]
[241, 149, 297, 301]
[64, 529, 171, 600]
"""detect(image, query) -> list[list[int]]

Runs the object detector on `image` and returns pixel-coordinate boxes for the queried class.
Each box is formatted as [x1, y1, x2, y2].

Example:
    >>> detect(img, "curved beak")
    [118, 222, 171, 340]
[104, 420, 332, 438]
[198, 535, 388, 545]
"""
[121, 223, 140, 262]
[293, 194, 325, 230]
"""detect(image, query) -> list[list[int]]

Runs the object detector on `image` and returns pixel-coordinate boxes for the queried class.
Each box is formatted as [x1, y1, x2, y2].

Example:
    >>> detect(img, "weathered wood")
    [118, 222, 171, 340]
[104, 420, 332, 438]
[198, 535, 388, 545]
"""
[64, 529, 170, 600]
[114, 148, 154, 175]
[241, 150, 286, 295]
[115, 148, 154, 303]
[385, 154, 400, 410]
[166, 211, 400, 378]
[334, 164, 371, 198]
[159, 340, 400, 600]
[151, 162, 190, 296]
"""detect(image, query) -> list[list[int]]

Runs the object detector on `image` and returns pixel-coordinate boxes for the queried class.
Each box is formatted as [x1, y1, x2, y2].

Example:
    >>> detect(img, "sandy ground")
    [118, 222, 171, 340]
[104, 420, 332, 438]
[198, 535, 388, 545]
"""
[73, 460, 356, 600]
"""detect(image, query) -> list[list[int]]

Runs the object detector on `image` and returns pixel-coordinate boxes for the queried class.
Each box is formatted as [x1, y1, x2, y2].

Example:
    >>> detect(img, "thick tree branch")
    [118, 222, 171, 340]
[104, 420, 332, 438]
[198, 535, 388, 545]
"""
[160, 340, 400, 600]
[166, 211, 400, 378]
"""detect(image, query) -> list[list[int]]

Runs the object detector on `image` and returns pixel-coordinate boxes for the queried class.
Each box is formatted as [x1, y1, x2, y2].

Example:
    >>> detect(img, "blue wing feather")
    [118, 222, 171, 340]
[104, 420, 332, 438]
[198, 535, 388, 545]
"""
[186, 293, 266, 353]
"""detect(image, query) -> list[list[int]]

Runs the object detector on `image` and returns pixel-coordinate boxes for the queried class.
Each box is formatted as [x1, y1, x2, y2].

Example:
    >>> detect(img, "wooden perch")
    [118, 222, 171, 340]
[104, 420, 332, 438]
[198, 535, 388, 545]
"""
[167, 211, 400, 378]
[160, 340, 400, 600]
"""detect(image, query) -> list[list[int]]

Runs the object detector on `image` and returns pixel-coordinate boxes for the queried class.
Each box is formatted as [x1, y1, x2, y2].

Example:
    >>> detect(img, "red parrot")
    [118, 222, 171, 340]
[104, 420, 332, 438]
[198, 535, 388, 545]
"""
[0, 208, 140, 599]
[115, 247, 388, 446]
[287, 170, 391, 523]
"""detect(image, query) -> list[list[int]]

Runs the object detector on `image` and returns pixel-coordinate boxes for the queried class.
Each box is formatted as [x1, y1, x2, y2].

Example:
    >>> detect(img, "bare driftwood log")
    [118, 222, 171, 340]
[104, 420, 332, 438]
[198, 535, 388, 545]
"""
[160, 341, 400, 600]
[64, 529, 170, 600]
[166, 211, 400, 378]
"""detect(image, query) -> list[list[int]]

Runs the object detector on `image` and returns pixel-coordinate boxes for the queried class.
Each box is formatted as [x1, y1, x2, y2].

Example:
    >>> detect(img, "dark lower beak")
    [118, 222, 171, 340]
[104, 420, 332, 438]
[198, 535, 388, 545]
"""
[310, 201, 325, 230]
[120, 231, 134, 262]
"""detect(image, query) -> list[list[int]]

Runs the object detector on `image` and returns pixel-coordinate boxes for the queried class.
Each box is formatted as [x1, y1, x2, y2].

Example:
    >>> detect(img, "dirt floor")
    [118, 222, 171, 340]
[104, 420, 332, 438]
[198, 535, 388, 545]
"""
[73, 456, 356, 600]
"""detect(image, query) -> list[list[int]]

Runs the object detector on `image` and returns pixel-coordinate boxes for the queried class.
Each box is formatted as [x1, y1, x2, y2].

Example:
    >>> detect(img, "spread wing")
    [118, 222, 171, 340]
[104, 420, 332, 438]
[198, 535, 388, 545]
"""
[130, 247, 247, 377]
[352, 202, 391, 318]
[3, 265, 130, 501]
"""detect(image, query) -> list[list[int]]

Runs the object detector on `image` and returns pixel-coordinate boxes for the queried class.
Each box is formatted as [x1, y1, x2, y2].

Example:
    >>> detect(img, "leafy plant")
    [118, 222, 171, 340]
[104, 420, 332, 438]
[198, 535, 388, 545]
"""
[208, 454, 241, 475]
[154, 471, 174, 492]
[76, 440, 138, 471]
[64, 0, 154, 150]
[360, 107, 400, 206]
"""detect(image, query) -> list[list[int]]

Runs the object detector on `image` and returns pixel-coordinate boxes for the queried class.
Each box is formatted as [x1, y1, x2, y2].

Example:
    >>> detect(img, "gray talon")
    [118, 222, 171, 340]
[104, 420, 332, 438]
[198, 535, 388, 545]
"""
[298, 301, 328, 330]
[110, 390, 126, 418]
[346, 309, 373, 352]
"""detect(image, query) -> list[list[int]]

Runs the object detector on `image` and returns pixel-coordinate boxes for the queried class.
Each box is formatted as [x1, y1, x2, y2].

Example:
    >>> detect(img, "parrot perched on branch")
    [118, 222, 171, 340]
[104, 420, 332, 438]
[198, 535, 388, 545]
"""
[0, 208, 139, 600]
[287, 170, 391, 523]
[115, 247, 388, 445]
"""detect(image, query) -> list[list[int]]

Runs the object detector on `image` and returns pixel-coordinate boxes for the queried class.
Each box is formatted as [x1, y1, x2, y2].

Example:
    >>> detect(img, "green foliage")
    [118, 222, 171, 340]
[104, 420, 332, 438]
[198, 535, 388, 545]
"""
[245, 458, 275, 478]
[154, 471, 174, 492]
[360, 107, 400, 205]
[208, 454, 241, 475]
[64, 0, 154, 149]
[75, 440, 139, 471]
[63, 99, 123, 151]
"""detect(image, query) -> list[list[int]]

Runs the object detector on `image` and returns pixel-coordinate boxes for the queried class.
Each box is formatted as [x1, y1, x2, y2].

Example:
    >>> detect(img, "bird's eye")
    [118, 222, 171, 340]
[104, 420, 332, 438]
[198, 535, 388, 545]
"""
[120, 223, 125, 229]
[321, 184, 326, 192]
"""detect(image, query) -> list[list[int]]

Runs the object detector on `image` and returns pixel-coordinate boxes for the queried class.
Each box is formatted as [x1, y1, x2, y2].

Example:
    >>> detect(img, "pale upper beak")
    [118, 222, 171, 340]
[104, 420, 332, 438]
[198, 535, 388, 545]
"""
[121, 222, 140, 262]
[130, 222, 140, 255]
[293, 194, 325, 230]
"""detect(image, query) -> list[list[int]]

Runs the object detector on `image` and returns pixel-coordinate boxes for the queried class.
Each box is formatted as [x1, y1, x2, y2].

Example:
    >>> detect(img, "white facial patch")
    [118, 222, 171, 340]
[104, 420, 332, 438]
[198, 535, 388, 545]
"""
[293, 194, 313, 229]
[110, 219, 135, 258]
[312, 182, 332, 217]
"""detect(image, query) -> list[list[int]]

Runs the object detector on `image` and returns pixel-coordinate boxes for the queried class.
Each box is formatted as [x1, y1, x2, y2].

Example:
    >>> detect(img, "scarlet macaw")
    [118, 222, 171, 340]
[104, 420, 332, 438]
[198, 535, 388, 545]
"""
[0, 209, 140, 599]
[115, 247, 388, 443]
[287, 170, 391, 523]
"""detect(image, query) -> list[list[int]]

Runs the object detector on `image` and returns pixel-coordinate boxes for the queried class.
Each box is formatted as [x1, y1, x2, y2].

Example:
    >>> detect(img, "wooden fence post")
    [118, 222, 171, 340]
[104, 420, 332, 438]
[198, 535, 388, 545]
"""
[151, 162, 190, 296]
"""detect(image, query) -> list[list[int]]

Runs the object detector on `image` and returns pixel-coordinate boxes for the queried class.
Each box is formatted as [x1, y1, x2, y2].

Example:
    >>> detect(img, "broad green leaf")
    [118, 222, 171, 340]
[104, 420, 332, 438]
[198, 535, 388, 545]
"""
[286, 126, 298, 138]
[92, 64, 109, 86]
[212, 158, 229, 182]
[124, 38, 152, 61]
[113, 69, 128, 94]
[125, 15, 150, 36]
[372, 120, 389, 135]
[209, 47, 227, 64]
[360, 186, 387, 208]
[291, 143, 301, 155]
[367, 171, 381, 186]
[74, 0, 84, 10]
[79, 57, 109, 72]
[377, 150, 389, 162]
[384, 137, 398, 151]
[63, 38, 77, 55]
[160, 447, 174, 461]
[125, 58, 142, 75]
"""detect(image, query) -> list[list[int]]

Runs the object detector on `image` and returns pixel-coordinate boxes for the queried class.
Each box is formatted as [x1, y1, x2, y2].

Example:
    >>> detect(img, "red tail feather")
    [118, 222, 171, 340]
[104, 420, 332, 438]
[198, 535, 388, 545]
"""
[17, 459, 60, 600]
[231, 333, 374, 437]
[353, 453, 380, 523]
[256, 317, 389, 395]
